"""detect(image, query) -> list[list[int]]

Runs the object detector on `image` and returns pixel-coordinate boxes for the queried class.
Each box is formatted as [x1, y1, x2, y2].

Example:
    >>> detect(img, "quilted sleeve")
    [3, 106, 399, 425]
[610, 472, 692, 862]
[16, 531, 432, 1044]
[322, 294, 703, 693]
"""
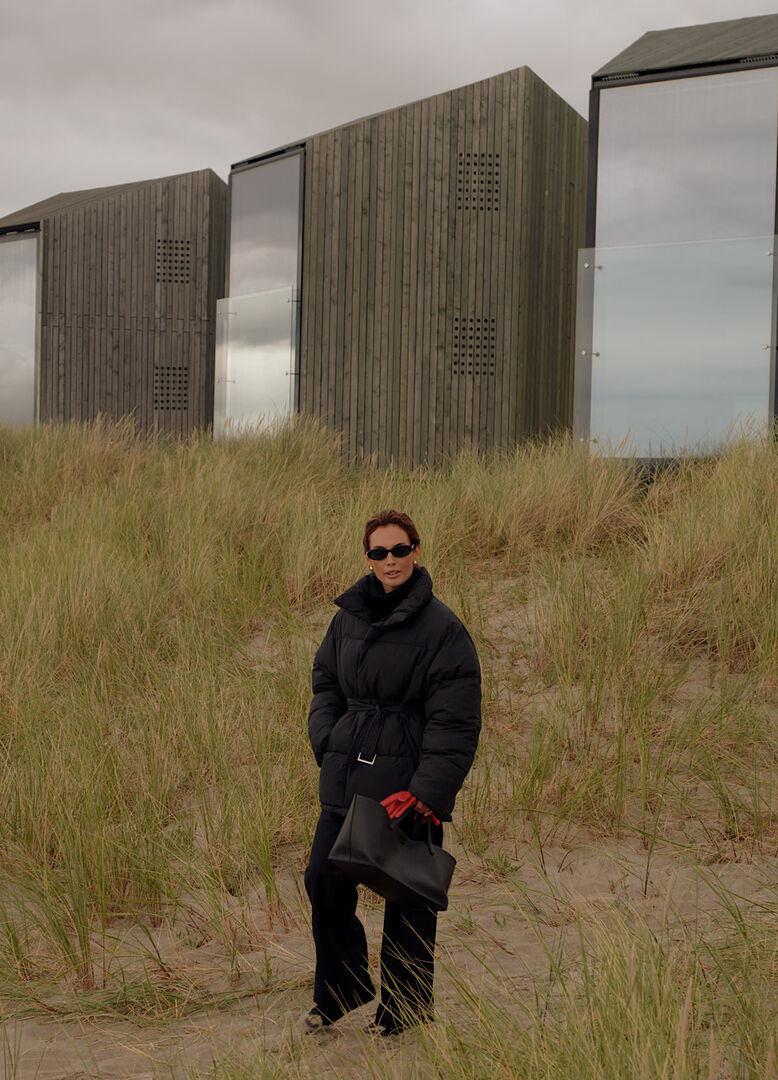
[408, 619, 481, 819]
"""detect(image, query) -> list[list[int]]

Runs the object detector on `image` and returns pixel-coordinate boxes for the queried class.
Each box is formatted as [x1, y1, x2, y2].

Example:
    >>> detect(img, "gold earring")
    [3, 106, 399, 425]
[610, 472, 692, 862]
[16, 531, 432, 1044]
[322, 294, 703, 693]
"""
[369, 565, 373, 572]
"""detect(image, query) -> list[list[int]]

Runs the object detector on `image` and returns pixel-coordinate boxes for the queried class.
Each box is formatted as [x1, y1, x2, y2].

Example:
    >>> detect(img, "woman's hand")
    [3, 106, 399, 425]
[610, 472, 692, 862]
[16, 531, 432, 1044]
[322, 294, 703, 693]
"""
[415, 800, 441, 826]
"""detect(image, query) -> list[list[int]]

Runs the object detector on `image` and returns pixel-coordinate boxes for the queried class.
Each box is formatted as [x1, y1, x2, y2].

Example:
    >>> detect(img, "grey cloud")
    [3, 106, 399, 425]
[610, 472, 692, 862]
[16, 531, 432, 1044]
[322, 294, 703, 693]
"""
[2, 0, 776, 218]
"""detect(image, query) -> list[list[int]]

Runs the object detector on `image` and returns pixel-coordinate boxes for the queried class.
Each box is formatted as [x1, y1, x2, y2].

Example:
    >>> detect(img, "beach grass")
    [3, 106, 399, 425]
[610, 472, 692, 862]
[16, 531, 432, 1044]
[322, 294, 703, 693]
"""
[1, 418, 778, 1076]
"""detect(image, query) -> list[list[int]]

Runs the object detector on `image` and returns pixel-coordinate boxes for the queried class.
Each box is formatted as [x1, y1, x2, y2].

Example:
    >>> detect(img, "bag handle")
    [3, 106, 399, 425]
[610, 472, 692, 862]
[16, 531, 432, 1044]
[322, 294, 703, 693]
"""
[387, 805, 415, 829]
[387, 807, 436, 855]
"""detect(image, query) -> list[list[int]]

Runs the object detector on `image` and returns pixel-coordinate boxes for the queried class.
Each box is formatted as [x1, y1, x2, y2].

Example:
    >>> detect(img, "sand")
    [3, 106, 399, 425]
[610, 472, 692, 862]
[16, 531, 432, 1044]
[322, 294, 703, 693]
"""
[4, 831, 775, 1079]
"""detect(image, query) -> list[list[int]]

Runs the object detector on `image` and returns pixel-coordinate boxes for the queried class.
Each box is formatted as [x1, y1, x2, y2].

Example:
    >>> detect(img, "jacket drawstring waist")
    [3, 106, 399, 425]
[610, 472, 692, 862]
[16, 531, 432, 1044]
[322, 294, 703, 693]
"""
[345, 698, 421, 768]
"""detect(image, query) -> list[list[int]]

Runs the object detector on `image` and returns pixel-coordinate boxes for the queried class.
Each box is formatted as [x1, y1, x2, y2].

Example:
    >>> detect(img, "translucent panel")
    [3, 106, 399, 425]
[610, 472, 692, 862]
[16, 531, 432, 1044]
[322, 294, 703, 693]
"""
[597, 69, 778, 246]
[228, 153, 302, 296]
[575, 237, 775, 457]
[0, 234, 38, 425]
[214, 288, 297, 436]
[220, 151, 303, 435]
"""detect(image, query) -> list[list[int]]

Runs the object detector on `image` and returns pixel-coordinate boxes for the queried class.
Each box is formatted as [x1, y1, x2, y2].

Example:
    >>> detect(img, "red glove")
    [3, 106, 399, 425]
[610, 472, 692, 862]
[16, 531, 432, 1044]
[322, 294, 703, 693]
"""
[380, 791, 441, 826]
[381, 791, 417, 818]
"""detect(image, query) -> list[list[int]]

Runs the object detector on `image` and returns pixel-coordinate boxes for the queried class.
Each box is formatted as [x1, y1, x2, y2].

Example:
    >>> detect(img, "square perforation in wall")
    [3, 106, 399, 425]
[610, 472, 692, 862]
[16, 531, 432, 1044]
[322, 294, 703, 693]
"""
[452, 317, 496, 376]
[156, 239, 191, 284]
[153, 364, 189, 411]
[456, 152, 500, 211]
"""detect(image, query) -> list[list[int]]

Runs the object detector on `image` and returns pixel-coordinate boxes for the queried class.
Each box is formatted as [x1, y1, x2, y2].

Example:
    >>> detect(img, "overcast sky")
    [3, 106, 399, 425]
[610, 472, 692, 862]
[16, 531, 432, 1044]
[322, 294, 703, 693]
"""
[1, 0, 776, 219]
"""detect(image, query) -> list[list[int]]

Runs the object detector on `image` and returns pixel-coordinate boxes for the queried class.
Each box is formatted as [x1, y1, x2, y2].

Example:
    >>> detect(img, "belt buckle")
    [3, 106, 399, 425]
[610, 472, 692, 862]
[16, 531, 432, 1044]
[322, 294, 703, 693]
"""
[357, 751, 376, 765]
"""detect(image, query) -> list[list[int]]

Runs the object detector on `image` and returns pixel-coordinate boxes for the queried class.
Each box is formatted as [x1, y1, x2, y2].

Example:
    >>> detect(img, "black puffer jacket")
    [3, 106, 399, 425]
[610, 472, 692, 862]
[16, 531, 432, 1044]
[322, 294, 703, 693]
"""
[308, 567, 481, 820]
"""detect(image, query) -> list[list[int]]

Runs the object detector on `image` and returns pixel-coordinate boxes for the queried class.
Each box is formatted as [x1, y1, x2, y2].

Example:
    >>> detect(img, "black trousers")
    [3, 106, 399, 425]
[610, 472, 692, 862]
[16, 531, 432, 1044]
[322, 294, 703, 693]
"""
[304, 809, 441, 1032]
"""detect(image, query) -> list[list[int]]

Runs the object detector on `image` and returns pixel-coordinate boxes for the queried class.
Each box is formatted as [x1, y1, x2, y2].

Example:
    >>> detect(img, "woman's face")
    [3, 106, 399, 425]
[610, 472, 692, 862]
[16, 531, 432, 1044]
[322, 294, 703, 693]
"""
[365, 524, 418, 593]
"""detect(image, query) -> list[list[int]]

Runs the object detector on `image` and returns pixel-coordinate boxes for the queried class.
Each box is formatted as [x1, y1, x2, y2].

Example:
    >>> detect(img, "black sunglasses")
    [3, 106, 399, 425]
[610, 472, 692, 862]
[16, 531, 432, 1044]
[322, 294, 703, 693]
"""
[367, 543, 415, 561]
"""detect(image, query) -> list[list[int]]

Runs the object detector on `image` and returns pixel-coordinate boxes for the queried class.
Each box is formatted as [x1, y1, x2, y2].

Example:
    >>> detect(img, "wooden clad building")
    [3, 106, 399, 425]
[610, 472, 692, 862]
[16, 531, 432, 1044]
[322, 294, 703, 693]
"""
[0, 169, 226, 433]
[222, 67, 587, 463]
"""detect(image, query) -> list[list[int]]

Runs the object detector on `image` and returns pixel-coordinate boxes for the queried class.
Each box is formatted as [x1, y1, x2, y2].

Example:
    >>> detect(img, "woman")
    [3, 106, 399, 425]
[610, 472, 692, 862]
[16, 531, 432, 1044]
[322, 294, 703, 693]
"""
[303, 509, 481, 1036]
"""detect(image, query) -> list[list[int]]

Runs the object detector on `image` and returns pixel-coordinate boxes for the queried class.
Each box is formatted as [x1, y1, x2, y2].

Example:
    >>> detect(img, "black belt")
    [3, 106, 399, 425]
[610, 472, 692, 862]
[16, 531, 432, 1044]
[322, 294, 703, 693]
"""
[346, 697, 416, 767]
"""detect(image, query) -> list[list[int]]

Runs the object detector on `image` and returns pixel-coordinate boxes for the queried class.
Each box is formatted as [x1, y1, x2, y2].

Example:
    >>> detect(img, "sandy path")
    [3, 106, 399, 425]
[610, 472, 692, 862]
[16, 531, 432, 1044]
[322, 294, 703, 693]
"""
[4, 833, 775, 1080]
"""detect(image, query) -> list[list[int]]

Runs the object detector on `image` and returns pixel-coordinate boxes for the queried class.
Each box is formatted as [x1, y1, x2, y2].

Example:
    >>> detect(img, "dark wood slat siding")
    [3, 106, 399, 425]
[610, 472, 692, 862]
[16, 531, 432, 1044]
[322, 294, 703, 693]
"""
[426, 92, 442, 461]
[387, 104, 404, 464]
[373, 107, 392, 462]
[437, 88, 454, 461]
[519, 70, 587, 437]
[495, 69, 515, 452]
[313, 131, 329, 421]
[192, 173, 203, 428]
[343, 118, 363, 461]
[357, 119, 373, 459]
[37, 226, 49, 420]
[324, 130, 342, 429]
[299, 136, 318, 416]
[510, 68, 529, 441]
[518, 70, 540, 436]
[93, 199, 104, 416]
[34, 170, 226, 432]
[454, 78, 473, 456]
[59, 210, 71, 419]
[71, 207, 83, 421]
[355, 118, 369, 461]
[444, 83, 467, 461]
[106, 195, 120, 419]
[298, 67, 586, 464]
[40, 222, 53, 419]
[336, 131, 351, 440]
[478, 73, 494, 449]
[378, 108, 394, 463]
[420, 91, 440, 462]
[409, 98, 426, 464]
[130, 186, 147, 430]
[361, 116, 379, 460]
[398, 101, 418, 462]
[468, 75, 483, 450]
[470, 76, 485, 449]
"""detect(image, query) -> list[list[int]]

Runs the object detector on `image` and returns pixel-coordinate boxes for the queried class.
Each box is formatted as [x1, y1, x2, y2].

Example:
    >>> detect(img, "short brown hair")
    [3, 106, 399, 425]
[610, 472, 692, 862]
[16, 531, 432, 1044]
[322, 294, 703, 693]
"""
[363, 510, 420, 552]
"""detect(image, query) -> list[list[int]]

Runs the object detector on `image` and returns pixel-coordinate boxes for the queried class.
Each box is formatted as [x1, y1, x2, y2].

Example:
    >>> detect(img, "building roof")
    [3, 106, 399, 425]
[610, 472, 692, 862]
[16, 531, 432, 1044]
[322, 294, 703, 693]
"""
[0, 169, 224, 230]
[231, 65, 566, 171]
[595, 13, 778, 79]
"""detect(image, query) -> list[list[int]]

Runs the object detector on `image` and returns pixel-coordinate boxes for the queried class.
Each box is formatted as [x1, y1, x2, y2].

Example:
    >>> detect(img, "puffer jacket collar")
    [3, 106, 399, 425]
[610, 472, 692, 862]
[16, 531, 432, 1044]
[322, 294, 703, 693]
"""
[335, 566, 434, 627]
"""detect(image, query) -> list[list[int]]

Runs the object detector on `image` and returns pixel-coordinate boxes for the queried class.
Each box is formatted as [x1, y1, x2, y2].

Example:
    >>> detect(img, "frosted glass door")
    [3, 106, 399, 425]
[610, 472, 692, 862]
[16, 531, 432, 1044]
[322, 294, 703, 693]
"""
[214, 288, 297, 435]
[0, 234, 38, 425]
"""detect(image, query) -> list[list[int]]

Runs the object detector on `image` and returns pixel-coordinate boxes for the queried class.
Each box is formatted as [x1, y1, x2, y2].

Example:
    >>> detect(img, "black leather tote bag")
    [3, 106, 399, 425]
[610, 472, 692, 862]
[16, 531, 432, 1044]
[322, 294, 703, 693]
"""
[328, 794, 456, 911]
